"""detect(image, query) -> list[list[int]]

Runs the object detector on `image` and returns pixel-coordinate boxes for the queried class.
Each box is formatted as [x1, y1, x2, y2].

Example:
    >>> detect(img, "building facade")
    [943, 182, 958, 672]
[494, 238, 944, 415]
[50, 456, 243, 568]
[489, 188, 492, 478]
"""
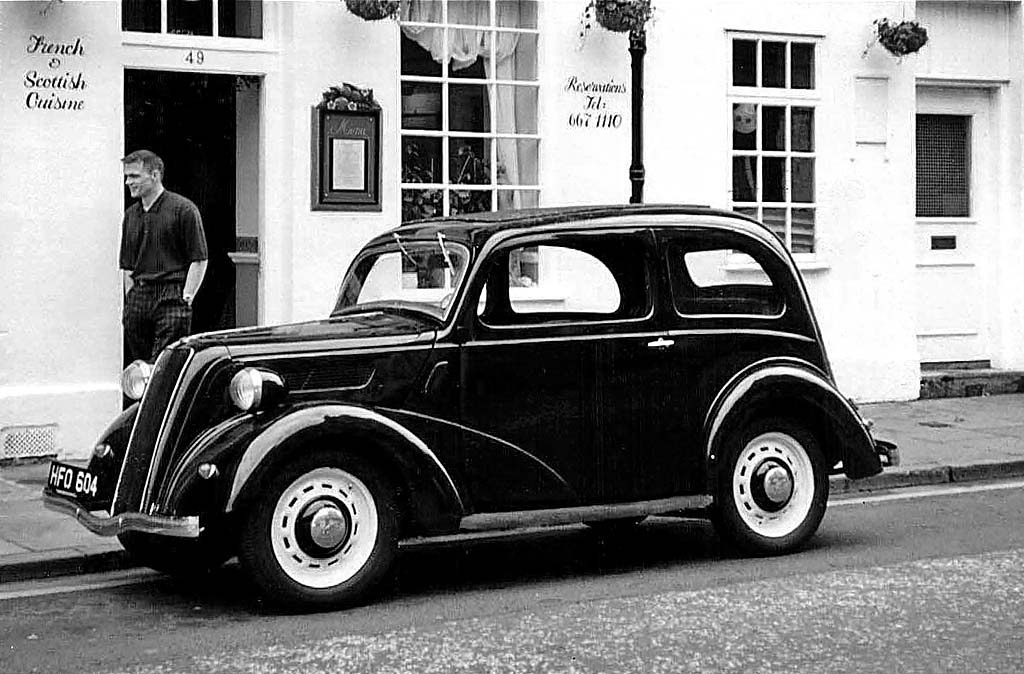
[1, 0, 1022, 460]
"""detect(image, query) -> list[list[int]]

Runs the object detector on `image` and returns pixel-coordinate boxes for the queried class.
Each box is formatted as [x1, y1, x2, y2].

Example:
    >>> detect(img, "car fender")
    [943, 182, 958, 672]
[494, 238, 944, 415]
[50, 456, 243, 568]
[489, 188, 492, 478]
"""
[223, 404, 465, 532]
[156, 413, 260, 512]
[704, 357, 881, 489]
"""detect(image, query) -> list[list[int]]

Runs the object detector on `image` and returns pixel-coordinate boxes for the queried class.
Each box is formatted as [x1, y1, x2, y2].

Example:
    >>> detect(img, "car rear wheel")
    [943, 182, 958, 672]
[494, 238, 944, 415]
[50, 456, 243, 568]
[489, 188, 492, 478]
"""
[714, 417, 827, 555]
[238, 451, 399, 609]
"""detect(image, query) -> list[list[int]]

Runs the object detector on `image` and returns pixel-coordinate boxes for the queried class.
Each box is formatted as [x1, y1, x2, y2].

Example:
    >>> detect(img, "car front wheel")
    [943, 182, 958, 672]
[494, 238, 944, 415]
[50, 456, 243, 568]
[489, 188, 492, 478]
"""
[238, 451, 399, 609]
[715, 418, 828, 555]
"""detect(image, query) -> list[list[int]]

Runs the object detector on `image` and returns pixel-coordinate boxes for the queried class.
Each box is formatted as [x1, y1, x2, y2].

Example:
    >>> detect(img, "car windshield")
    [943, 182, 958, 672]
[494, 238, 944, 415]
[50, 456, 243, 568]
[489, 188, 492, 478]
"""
[332, 234, 471, 322]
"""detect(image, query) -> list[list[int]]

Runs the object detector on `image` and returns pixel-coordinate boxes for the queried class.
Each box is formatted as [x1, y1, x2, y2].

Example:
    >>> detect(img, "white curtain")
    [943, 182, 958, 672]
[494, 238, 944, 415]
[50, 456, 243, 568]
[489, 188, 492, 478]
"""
[401, 0, 536, 209]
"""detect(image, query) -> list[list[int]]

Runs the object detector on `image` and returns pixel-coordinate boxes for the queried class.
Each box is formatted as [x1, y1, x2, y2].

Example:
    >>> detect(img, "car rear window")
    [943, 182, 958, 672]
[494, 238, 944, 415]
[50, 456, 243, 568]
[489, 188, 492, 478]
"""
[667, 238, 785, 317]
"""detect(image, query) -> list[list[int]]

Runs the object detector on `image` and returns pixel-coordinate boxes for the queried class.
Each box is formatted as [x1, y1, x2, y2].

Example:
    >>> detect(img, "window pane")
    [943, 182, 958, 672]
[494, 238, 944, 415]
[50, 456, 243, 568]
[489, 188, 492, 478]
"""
[449, 84, 490, 132]
[449, 47, 485, 78]
[733, 40, 756, 86]
[496, 138, 539, 185]
[763, 207, 787, 243]
[670, 244, 782, 316]
[402, 34, 442, 77]
[401, 82, 441, 130]
[450, 138, 491, 185]
[168, 0, 212, 36]
[498, 0, 537, 28]
[791, 157, 814, 203]
[219, 0, 262, 38]
[916, 114, 970, 217]
[763, 157, 786, 202]
[733, 157, 757, 202]
[508, 246, 539, 287]
[402, 189, 443, 222]
[733, 104, 757, 150]
[762, 106, 786, 151]
[791, 107, 814, 152]
[506, 32, 538, 81]
[498, 189, 540, 211]
[495, 86, 538, 133]
[762, 41, 786, 87]
[449, 0, 490, 25]
[450, 188, 492, 216]
[734, 207, 759, 221]
[792, 209, 815, 252]
[122, 0, 159, 32]
[791, 43, 814, 89]
[402, 137, 443, 184]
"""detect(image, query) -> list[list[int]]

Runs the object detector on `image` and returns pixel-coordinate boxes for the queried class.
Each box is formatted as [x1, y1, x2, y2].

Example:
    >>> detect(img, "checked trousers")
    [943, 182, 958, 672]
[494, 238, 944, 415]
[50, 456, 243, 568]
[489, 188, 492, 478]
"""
[123, 281, 192, 363]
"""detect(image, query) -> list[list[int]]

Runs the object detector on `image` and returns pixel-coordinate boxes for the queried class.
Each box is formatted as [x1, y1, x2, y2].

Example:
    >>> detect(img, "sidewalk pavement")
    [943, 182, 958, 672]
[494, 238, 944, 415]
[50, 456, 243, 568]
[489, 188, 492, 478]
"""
[2, 394, 1023, 584]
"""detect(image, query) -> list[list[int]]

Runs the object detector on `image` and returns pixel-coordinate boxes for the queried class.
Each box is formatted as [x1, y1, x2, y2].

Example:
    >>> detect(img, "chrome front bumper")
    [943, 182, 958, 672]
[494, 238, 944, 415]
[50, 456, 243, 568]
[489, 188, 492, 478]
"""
[43, 492, 200, 538]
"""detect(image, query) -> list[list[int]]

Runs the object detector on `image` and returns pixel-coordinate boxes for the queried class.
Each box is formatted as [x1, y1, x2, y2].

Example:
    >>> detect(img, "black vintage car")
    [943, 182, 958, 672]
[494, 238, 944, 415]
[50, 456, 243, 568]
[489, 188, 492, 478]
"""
[44, 205, 897, 608]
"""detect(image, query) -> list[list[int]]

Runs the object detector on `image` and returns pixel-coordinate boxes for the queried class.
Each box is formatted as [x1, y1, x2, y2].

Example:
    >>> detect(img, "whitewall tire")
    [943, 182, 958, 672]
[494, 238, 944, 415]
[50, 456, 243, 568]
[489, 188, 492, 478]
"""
[715, 418, 828, 555]
[239, 451, 398, 608]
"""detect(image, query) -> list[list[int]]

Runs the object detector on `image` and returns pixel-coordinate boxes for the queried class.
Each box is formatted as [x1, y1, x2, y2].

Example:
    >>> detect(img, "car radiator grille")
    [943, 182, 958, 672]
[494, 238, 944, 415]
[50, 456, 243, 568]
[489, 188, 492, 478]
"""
[111, 348, 192, 516]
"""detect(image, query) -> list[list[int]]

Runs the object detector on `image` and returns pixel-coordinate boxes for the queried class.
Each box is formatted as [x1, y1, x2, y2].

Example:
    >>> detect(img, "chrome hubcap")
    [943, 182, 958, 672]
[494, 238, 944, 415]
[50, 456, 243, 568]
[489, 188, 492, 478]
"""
[309, 502, 349, 550]
[758, 462, 794, 506]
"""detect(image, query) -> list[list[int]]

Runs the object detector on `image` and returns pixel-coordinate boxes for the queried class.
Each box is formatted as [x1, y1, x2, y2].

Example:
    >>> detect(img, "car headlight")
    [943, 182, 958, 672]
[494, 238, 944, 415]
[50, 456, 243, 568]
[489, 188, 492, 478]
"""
[229, 367, 286, 412]
[121, 360, 153, 400]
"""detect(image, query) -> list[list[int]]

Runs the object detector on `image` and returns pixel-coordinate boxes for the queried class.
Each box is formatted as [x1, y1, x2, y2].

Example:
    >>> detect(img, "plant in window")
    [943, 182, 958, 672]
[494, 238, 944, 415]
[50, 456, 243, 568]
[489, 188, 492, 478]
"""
[342, 0, 400, 21]
[867, 18, 929, 57]
[401, 141, 442, 222]
[450, 144, 492, 216]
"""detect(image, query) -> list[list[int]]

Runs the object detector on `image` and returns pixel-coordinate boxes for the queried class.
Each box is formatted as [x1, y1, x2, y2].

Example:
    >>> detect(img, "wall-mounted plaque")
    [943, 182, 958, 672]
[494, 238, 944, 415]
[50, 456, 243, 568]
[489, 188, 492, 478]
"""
[311, 106, 381, 211]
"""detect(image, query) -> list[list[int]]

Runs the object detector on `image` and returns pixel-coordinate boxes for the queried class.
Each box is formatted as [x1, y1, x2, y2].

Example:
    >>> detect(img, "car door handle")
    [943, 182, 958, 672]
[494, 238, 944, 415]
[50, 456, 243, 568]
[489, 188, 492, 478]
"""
[646, 337, 675, 349]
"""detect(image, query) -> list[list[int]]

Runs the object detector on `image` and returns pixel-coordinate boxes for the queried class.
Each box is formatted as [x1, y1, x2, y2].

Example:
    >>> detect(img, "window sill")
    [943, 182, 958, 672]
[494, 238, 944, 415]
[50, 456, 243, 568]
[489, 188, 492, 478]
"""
[725, 256, 830, 273]
[510, 286, 567, 310]
[122, 32, 277, 53]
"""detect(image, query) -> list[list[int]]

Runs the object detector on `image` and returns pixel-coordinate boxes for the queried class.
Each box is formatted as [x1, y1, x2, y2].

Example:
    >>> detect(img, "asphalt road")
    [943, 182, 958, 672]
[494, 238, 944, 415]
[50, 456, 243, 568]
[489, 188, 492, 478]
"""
[2, 481, 1024, 674]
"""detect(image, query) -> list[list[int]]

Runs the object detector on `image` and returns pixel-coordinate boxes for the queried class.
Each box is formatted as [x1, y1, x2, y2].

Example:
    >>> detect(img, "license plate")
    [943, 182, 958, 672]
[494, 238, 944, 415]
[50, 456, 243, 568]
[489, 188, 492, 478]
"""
[47, 461, 102, 501]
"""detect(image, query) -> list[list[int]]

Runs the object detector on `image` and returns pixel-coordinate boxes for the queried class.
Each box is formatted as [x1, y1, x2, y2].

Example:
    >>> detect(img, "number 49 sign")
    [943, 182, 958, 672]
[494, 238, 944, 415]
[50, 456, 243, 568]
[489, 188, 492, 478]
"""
[184, 50, 205, 65]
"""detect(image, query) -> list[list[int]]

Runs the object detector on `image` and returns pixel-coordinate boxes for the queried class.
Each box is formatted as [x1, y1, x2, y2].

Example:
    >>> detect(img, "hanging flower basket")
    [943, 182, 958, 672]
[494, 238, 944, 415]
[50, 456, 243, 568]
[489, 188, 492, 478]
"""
[591, 0, 653, 33]
[343, 0, 400, 21]
[874, 19, 928, 56]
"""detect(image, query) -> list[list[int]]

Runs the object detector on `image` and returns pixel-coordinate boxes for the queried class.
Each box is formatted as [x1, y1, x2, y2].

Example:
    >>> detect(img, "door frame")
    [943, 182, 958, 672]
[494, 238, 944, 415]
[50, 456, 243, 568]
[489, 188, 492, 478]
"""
[914, 81, 1005, 365]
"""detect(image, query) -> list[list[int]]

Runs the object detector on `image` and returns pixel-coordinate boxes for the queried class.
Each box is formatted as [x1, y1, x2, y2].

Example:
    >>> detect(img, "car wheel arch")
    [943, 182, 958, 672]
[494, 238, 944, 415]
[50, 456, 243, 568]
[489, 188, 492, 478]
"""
[704, 369, 875, 491]
[226, 406, 464, 536]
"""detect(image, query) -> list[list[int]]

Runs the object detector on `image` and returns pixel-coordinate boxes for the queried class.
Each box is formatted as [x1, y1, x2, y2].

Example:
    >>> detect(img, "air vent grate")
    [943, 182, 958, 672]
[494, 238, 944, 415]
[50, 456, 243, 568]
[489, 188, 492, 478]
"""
[1, 424, 58, 460]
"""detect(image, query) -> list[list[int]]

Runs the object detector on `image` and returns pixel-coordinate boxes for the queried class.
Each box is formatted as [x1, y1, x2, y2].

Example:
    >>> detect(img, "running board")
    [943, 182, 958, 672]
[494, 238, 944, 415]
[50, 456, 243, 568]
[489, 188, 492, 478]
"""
[458, 494, 713, 532]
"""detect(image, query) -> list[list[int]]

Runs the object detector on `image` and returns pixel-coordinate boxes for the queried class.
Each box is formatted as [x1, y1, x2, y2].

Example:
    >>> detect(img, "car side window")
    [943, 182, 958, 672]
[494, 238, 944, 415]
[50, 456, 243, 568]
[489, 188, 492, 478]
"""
[667, 234, 785, 317]
[478, 235, 651, 326]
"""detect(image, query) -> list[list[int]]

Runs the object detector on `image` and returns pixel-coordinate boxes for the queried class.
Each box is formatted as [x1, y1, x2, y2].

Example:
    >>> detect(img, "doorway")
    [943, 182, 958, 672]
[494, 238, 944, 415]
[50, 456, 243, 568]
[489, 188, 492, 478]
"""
[914, 87, 996, 366]
[123, 69, 261, 363]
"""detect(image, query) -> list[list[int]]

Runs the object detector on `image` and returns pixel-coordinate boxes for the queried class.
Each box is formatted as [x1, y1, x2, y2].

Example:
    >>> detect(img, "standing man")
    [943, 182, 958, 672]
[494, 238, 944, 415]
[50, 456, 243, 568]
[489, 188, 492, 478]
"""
[120, 149, 208, 363]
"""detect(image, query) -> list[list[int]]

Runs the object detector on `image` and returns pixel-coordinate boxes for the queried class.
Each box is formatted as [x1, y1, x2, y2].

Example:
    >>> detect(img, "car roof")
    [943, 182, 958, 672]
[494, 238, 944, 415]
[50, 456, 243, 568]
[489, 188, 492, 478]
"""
[369, 204, 774, 249]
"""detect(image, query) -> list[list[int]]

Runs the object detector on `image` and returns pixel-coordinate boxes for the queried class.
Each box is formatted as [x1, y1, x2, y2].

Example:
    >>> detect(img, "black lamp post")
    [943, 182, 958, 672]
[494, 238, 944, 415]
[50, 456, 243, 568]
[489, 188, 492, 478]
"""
[628, 26, 646, 204]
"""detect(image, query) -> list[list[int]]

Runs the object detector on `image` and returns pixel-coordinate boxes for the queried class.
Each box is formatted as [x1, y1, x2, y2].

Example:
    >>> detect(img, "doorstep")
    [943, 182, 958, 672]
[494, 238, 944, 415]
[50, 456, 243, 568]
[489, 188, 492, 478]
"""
[920, 367, 1024, 400]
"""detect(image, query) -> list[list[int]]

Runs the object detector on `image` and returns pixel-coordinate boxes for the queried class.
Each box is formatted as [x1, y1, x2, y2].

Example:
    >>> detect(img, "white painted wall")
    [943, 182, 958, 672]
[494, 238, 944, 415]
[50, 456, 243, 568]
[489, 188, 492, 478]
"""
[272, 1, 402, 324]
[0, 1, 123, 460]
[3, 0, 1023, 462]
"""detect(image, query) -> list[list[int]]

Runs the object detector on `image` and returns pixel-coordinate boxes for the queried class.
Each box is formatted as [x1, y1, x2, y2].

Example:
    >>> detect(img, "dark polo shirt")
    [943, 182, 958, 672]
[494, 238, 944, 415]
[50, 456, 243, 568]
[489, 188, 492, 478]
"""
[119, 189, 208, 283]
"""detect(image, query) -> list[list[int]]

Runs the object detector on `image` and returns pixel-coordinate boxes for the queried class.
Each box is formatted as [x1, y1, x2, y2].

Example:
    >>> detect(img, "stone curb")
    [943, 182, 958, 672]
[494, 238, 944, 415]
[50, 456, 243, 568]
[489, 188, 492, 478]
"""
[829, 460, 1024, 495]
[0, 548, 129, 584]
[4, 460, 1024, 585]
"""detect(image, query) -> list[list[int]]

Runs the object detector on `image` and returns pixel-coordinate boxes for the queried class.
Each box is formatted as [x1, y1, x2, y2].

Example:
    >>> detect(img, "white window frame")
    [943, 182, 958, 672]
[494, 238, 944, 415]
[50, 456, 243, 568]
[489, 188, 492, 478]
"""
[727, 31, 821, 258]
[398, 0, 542, 220]
[119, 0, 273, 50]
